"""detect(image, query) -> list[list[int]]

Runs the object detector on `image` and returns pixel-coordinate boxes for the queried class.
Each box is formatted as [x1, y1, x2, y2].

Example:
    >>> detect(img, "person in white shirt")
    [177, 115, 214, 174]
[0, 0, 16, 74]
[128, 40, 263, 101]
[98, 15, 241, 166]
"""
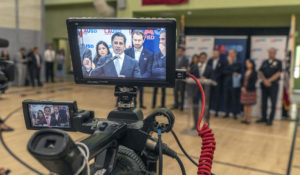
[44, 44, 56, 83]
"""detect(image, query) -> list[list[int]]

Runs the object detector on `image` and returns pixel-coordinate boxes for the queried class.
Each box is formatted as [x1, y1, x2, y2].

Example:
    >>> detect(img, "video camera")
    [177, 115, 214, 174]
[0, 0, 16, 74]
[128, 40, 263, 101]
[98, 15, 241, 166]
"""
[0, 38, 15, 94]
[23, 18, 190, 175]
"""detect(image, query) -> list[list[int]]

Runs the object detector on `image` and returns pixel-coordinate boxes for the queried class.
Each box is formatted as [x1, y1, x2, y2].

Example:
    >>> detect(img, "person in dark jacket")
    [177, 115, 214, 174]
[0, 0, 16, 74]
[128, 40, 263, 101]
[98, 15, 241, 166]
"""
[172, 46, 189, 110]
[240, 59, 257, 124]
[190, 52, 213, 129]
[207, 49, 224, 117]
[223, 49, 242, 119]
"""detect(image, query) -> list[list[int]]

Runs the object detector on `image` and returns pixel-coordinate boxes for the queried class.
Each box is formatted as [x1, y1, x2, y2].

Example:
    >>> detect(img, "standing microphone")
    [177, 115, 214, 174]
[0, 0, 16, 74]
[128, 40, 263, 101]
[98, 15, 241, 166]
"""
[0, 39, 9, 48]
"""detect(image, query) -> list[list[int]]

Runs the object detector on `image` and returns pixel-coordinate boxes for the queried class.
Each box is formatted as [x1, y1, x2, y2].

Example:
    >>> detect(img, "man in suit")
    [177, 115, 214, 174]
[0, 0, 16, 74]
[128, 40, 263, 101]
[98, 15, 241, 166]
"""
[207, 49, 224, 117]
[190, 52, 213, 129]
[152, 31, 166, 108]
[125, 30, 154, 109]
[44, 106, 52, 127]
[28, 47, 42, 87]
[50, 106, 68, 127]
[223, 49, 242, 119]
[172, 46, 189, 111]
[91, 32, 141, 78]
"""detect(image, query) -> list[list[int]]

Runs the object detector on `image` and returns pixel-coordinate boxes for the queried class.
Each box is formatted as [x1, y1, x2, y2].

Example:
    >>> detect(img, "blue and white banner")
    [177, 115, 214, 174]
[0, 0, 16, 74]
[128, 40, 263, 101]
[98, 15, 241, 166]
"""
[185, 36, 215, 62]
[251, 36, 287, 119]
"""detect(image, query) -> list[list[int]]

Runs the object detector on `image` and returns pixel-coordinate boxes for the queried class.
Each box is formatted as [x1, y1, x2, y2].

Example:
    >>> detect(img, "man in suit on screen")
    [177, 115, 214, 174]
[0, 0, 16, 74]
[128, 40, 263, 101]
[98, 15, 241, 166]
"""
[125, 30, 154, 108]
[91, 32, 141, 78]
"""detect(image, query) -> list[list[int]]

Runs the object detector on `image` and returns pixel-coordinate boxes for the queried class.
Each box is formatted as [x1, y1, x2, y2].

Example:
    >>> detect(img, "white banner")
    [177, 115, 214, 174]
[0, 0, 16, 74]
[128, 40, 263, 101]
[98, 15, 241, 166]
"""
[250, 36, 287, 119]
[80, 29, 132, 61]
[185, 36, 215, 61]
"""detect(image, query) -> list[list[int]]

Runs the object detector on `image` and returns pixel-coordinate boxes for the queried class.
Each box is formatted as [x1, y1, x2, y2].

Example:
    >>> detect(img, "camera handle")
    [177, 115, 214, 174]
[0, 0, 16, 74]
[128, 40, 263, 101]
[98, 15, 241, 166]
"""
[107, 86, 143, 123]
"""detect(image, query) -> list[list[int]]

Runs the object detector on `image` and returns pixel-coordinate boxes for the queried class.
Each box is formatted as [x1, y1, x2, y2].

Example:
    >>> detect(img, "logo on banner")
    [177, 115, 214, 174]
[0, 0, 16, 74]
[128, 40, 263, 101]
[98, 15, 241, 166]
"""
[104, 29, 122, 35]
[85, 44, 94, 49]
[198, 47, 208, 50]
[187, 46, 195, 50]
[82, 29, 97, 35]
[145, 30, 155, 40]
[201, 38, 211, 42]
[251, 48, 262, 52]
[187, 38, 197, 42]
[254, 38, 266, 43]
[270, 38, 283, 43]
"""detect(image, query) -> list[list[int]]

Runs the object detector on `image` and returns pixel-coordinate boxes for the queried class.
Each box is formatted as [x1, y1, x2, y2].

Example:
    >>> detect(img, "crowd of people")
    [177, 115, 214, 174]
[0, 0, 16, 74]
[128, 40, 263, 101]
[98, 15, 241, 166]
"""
[0, 45, 66, 87]
[143, 47, 282, 128]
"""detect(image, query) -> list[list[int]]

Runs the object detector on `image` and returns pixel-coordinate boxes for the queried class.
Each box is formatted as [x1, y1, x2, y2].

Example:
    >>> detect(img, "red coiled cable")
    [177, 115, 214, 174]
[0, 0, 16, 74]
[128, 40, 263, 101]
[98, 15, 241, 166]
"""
[189, 74, 216, 175]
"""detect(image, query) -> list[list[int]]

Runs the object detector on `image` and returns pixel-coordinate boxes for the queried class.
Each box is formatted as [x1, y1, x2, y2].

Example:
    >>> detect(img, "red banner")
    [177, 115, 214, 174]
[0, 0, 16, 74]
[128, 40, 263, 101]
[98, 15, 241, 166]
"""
[142, 0, 188, 5]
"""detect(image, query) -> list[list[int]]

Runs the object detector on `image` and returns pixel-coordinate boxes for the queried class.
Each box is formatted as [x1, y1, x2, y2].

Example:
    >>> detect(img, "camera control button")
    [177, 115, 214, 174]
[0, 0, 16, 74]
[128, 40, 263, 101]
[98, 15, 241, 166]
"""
[99, 122, 108, 131]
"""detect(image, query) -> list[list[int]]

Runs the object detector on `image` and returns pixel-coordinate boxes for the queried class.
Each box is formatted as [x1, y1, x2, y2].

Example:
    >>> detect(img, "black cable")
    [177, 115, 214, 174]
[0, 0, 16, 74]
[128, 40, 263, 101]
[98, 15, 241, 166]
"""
[175, 155, 186, 175]
[3, 107, 22, 121]
[0, 131, 43, 175]
[158, 129, 163, 175]
[171, 130, 198, 167]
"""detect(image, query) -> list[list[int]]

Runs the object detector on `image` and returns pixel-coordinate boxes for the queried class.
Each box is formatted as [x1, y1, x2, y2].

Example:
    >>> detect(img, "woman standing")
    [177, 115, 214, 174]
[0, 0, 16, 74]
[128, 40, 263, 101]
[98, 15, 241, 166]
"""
[35, 110, 47, 126]
[241, 59, 257, 124]
[56, 49, 65, 80]
[93, 41, 110, 66]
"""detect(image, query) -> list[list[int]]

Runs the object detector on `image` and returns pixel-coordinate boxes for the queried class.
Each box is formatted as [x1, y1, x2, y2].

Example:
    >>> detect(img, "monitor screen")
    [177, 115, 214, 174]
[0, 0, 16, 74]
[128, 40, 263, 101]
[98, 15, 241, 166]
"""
[79, 28, 166, 80]
[28, 104, 71, 129]
[67, 18, 176, 87]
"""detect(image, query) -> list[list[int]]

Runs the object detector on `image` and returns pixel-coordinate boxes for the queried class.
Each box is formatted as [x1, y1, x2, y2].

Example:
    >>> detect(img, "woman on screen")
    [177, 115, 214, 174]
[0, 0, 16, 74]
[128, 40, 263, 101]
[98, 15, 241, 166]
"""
[93, 41, 111, 66]
[35, 110, 47, 126]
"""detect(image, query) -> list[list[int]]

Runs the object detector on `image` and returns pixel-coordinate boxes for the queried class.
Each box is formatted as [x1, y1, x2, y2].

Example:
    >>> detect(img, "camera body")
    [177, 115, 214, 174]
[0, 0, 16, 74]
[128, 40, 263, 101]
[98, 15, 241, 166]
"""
[24, 99, 175, 175]
[24, 18, 179, 175]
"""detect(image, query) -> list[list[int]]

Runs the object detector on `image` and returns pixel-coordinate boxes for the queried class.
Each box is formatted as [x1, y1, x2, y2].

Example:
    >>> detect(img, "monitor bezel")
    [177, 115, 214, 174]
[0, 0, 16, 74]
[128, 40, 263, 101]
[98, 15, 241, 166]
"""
[67, 18, 176, 87]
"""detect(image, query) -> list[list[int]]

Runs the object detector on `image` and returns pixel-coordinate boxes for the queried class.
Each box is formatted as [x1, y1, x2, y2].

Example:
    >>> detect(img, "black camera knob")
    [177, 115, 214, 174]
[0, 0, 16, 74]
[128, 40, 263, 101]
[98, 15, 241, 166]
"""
[98, 122, 108, 131]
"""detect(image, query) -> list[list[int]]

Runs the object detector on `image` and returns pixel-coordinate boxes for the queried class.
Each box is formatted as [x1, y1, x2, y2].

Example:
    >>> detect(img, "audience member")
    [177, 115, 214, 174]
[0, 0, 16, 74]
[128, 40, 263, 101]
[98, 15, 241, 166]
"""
[241, 59, 257, 124]
[223, 49, 242, 119]
[14, 48, 27, 86]
[172, 46, 189, 111]
[56, 49, 65, 80]
[257, 48, 282, 126]
[152, 87, 166, 108]
[28, 47, 42, 87]
[207, 49, 224, 117]
[190, 52, 212, 129]
[44, 44, 56, 83]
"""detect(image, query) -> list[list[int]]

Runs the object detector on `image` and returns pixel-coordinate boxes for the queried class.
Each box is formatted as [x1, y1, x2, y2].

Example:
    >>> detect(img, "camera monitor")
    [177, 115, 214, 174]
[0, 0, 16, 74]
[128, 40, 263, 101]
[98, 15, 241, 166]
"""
[67, 18, 176, 87]
[23, 100, 78, 131]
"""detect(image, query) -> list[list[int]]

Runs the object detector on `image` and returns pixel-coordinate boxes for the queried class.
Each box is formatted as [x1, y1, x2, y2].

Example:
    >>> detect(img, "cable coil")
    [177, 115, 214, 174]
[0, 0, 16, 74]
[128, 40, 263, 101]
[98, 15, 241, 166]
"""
[189, 74, 216, 175]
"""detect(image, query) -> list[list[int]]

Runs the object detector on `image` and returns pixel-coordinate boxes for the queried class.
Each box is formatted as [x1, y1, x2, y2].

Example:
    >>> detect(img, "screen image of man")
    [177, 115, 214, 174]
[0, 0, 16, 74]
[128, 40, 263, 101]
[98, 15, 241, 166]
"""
[51, 106, 68, 127]
[152, 31, 166, 80]
[125, 30, 154, 108]
[91, 32, 141, 78]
